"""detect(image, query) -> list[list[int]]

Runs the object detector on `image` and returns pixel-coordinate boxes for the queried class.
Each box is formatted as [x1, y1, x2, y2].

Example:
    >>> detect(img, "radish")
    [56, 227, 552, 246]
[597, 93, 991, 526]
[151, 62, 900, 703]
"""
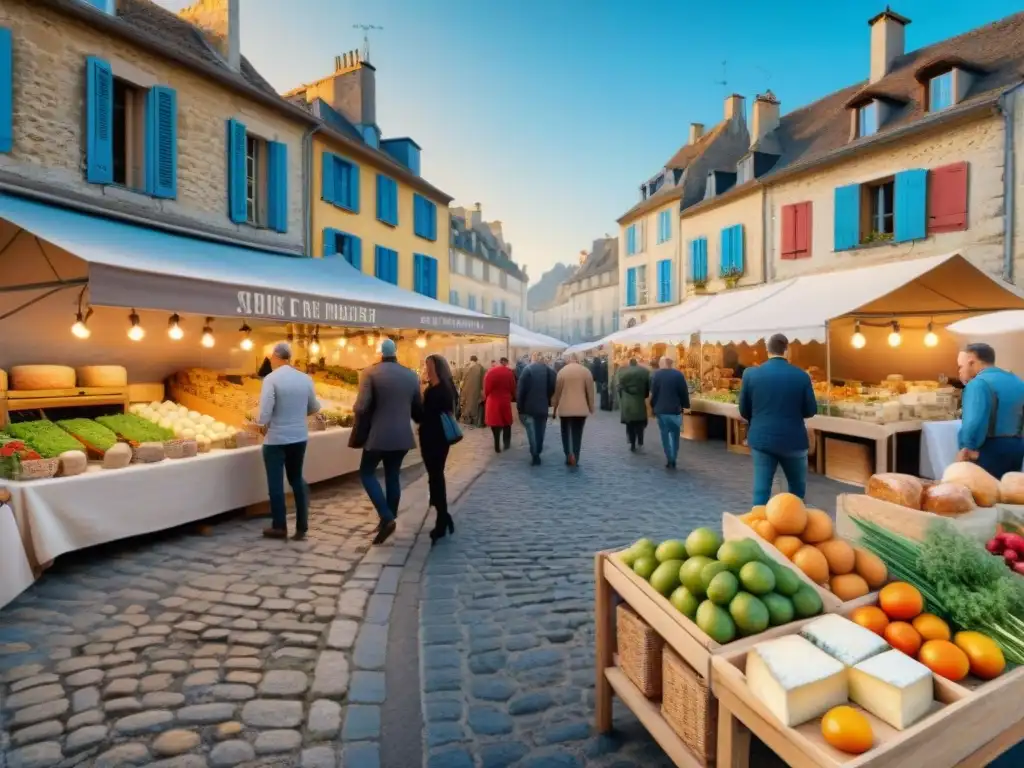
[1013, 560, 1024, 576]
[987, 538, 1005, 554]
[1005, 534, 1024, 554]
[1005, 549, 1019, 564]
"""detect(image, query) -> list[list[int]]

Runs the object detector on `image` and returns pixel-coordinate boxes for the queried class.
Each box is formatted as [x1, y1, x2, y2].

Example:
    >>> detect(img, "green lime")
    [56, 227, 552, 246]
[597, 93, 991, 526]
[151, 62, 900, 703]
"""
[679, 556, 714, 597]
[768, 561, 801, 597]
[700, 561, 731, 592]
[655, 539, 688, 563]
[762, 593, 796, 626]
[633, 556, 658, 580]
[650, 560, 684, 595]
[729, 592, 770, 636]
[670, 586, 700, 618]
[706, 571, 739, 606]
[685, 528, 723, 558]
[738, 561, 776, 596]
[791, 584, 823, 618]
[695, 600, 736, 644]
[717, 540, 760, 573]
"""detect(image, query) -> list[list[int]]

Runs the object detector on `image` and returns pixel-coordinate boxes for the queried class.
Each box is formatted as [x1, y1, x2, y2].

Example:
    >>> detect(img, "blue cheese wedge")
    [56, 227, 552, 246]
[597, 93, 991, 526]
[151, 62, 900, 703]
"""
[746, 635, 848, 727]
[849, 650, 934, 730]
[800, 614, 890, 666]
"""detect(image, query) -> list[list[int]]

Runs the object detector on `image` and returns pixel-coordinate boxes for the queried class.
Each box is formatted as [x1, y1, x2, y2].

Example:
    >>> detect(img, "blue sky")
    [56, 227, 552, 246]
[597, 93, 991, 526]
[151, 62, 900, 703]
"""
[157, 0, 1020, 283]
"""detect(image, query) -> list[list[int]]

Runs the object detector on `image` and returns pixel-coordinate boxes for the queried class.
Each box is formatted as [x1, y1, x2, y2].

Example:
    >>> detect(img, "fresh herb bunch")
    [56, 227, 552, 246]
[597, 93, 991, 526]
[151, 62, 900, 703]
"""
[96, 413, 175, 443]
[852, 517, 1024, 664]
[321, 367, 359, 387]
[56, 418, 118, 453]
[7, 421, 86, 458]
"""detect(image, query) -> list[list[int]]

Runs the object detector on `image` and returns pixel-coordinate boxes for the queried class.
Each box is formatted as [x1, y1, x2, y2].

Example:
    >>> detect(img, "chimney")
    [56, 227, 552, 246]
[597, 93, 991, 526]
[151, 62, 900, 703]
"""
[868, 7, 911, 83]
[750, 90, 780, 148]
[179, 0, 240, 72]
[689, 123, 705, 144]
[469, 203, 483, 229]
[724, 94, 745, 123]
[579, 250, 588, 265]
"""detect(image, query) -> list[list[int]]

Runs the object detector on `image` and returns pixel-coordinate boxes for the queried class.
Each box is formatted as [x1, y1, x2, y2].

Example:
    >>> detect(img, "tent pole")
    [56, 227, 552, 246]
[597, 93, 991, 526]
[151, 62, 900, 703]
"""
[825, 321, 832, 408]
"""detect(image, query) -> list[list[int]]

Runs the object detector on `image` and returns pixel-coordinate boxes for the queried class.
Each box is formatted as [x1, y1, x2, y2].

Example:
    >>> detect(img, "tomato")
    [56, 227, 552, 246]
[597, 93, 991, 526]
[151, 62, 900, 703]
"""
[849, 606, 889, 636]
[821, 706, 873, 754]
[884, 621, 922, 657]
[878, 582, 924, 620]
[918, 640, 970, 681]
[911, 613, 951, 642]
[953, 631, 1006, 680]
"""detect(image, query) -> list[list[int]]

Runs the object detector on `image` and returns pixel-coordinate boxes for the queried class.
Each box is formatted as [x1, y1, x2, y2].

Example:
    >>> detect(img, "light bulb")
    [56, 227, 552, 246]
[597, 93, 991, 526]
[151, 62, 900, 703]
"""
[239, 323, 253, 351]
[888, 321, 901, 348]
[310, 340, 321, 356]
[127, 310, 144, 341]
[240, 337, 253, 351]
[337, 336, 348, 348]
[415, 332, 427, 349]
[167, 314, 184, 341]
[924, 322, 939, 348]
[200, 318, 215, 348]
[850, 321, 865, 349]
[71, 313, 91, 339]
[366, 334, 376, 347]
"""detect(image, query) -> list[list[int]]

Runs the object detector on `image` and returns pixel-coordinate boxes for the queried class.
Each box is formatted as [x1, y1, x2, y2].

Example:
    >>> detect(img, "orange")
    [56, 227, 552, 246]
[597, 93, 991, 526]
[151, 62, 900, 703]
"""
[821, 705, 873, 754]
[766, 493, 808, 535]
[749, 505, 767, 521]
[774, 535, 804, 559]
[850, 605, 890, 636]
[738, 512, 757, 526]
[801, 509, 834, 543]
[918, 639, 970, 681]
[752, 519, 778, 543]
[830, 573, 870, 602]
[853, 547, 888, 589]
[911, 613, 951, 642]
[884, 621, 922, 657]
[816, 539, 856, 575]
[953, 631, 1006, 680]
[878, 582, 924, 620]
[792, 545, 830, 584]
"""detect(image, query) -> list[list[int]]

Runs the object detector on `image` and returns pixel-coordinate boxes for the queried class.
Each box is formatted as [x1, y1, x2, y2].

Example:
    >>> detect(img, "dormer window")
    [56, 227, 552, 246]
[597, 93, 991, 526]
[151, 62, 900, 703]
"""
[857, 102, 879, 138]
[736, 155, 754, 184]
[673, 168, 685, 185]
[929, 71, 954, 112]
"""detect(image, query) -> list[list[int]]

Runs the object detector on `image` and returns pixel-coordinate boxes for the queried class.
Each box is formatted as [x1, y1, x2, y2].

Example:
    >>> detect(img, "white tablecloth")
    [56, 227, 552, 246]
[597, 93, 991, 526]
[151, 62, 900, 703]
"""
[0, 502, 36, 610]
[919, 420, 962, 480]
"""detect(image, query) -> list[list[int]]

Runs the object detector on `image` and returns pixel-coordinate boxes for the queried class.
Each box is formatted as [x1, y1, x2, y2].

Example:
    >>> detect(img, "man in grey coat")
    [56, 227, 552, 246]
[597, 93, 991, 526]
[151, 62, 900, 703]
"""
[516, 352, 556, 465]
[354, 339, 423, 545]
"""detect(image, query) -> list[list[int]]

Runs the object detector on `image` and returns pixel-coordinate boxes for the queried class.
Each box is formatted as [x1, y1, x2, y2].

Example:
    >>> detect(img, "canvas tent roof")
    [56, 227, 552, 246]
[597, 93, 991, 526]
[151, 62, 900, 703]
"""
[509, 324, 567, 351]
[947, 311, 1024, 336]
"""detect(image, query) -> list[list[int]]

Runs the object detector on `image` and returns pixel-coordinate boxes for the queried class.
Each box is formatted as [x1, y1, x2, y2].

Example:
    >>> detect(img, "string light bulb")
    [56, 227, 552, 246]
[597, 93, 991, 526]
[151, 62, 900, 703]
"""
[924, 321, 939, 348]
[415, 331, 427, 349]
[71, 309, 93, 340]
[337, 335, 348, 348]
[310, 337, 321, 356]
[201, 318, 215, 349]
[888, 320, 902, 348]
[167, 314, 184, 341]
[851, 321, 866, 349]
[239, 323, 253, 352]
[366, 332, 376, 347]
[127, 309, 145, 342]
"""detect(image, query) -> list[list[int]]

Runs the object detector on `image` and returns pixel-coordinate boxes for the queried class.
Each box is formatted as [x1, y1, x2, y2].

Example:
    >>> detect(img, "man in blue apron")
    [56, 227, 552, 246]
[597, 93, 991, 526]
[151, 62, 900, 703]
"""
[956, 343, 1024, 478]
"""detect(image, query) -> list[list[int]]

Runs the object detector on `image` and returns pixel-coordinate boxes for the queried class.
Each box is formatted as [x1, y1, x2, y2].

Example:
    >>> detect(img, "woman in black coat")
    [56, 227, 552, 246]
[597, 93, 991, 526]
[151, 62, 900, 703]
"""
[420, 354, 458, 543]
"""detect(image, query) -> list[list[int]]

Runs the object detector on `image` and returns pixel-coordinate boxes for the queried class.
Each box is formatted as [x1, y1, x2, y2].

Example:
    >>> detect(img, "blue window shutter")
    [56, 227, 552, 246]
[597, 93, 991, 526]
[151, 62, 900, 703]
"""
[427, 257, 438, 298]
[733, 225, 745, 273]
[429, 203, 437, 241]
[390, 250, 398, 284]
[413, 253, 423, 293]
[699, 238, 708, 282]
[145, 86, 177, 199]
[376, 175, 398, 225]
[347, 161, 360, 213]
[266, 141, 288, 232]
[344, 234, 362, 270]
[894, 169, 927, 243]
[321, 152, 335, 205]
[86, 57, 114, 184]
[226, 119, 247, 223]
[322, 228, 339, 257]
[626, 268, 637, 306]
[0, 28, 13, 154]
[719, 227, 732, 275]
[833, 184, 861, 251]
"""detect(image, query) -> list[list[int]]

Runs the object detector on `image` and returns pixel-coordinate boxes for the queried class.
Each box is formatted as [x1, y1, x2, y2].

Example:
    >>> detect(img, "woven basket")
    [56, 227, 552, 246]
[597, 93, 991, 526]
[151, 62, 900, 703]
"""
[20, 458, 60, 480]
[164, 439, 198, 459]
[309, 414, 327, 432]
[662, 648, 716, 765]
[616, 604, 664, 698]
[234, 431, 260, 448]
[131, 442, 166, 464]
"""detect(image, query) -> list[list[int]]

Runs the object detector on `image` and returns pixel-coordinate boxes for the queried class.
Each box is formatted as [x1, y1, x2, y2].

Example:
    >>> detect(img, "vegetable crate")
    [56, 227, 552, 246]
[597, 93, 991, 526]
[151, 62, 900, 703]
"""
[836, 494, 998, 547]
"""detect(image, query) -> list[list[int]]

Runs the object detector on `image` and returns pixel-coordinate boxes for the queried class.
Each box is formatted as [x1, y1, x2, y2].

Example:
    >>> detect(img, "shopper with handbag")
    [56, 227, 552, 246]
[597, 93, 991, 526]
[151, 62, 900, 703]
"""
[420, 354, 461, 544]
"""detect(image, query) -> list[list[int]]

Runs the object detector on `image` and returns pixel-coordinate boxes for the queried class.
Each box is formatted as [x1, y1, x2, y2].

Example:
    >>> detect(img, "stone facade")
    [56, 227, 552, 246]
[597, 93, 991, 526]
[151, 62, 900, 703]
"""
[679, 188, 765, 294]
[1, 0, 308, 251]
[618, 197, 680, 325]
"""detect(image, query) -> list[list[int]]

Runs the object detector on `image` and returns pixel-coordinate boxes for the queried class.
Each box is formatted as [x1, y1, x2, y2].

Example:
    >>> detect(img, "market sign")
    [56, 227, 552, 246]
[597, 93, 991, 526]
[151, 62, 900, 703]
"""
[88, 264, 510, 336]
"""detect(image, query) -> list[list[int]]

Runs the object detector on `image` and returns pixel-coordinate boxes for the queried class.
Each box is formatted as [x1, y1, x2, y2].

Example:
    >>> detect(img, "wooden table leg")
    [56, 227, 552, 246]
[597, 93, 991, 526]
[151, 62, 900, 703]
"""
[717, 702, 752, 768]
[594, 554, 614, 733]
[875, 437, 887, 474]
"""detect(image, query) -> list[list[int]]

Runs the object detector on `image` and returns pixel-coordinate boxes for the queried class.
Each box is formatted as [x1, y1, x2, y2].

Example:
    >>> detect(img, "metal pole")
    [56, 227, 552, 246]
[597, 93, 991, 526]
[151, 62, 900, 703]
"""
[825, 320, 832, 407]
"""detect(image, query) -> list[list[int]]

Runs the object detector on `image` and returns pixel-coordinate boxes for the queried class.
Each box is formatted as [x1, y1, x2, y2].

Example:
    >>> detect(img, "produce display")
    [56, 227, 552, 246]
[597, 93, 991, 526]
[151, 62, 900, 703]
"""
[129, 401, 238, 451]
[618, 527, 823, 645]
[6, 421, 86, 458]
[865, 464, 1006, 516]
[0, 439, 42, 480]
[984, 529, 1024, 576]
[56, 418, 118, 455]
[739, 493, 887, 601]
[171, 368, 259, 420]
[96, 413, 175, 444]
[812, 377, 956, 423]
[693, 390, 738, 405]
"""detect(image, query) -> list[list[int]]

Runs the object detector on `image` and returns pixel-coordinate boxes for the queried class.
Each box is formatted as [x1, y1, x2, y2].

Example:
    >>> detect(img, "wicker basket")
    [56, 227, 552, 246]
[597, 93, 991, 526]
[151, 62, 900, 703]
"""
[131, 442, 166, 464]
[164, 439, 198, 459]
[616, 604, 664, 698]
[661, 648, 716, 765]
[234, 431, 260, 448]
[20, 458, 60, 480]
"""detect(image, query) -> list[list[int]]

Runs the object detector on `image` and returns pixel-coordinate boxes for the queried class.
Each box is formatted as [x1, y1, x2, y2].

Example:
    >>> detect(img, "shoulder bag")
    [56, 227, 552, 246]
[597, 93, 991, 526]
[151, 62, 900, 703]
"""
[441, 412, 463, 445]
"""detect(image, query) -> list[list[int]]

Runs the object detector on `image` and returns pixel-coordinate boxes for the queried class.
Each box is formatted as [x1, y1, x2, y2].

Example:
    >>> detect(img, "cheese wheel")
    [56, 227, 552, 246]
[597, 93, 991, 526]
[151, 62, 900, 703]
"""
[58, 450, 88, 477]
[941, 462, 1000, 507]
[76, 366, 128, 388]
[0, 368, 7, 392]
[11, 365, 75, 391]
[103, 443, 133, 470]
[866, 473, 923, 510]
[999, 472, 1024, 505]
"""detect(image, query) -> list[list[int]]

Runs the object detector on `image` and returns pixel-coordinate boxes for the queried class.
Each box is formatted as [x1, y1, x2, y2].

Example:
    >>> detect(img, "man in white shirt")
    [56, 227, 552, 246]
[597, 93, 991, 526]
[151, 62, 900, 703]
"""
[257, 342, 321, 540]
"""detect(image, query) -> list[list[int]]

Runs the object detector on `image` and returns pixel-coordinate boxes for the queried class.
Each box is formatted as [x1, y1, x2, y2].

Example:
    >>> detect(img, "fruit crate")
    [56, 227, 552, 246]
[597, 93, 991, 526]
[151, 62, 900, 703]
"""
[835, 494, 998, 548]
[709, 595, 1024, 767]
[682, 413, 708, 442]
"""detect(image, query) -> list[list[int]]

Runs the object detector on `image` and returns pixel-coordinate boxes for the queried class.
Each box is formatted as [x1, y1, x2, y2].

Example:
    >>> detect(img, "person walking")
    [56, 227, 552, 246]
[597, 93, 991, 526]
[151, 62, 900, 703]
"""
[255, 342, 321, 541]
[516, 352, 556, 465]
[484, 357, 516, 453]
[552, 354, 595, 467]
[739, 333, 817, 506]
[354, 339, 423, 545]
[459, 356, 485, 427]
[956, 342, 1024, 478]
[618, 358, 651, 452]
[420, 354, 458, 544]
[651, 357, 690, 469]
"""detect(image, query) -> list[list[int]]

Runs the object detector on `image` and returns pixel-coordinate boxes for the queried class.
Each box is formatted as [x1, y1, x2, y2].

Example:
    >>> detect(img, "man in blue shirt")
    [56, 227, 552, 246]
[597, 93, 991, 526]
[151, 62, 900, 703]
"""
[650, 357, 690, 469]
[739, 334, 817, 505]
[956, 343, 1024, 478]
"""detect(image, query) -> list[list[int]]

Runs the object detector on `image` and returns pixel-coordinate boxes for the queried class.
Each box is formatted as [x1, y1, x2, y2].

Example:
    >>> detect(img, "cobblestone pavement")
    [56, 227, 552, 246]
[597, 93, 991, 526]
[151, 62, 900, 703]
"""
[419, 411, 850, 767]
[0, 428, 496, 768]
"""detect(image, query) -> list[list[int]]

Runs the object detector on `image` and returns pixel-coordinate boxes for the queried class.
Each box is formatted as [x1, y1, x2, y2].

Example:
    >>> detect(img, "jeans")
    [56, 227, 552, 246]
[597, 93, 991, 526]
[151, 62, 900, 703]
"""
[752, 448, 809, 506]
[262, 441, 309, 533]
[657, 414, 683, 464]
[491, 426, 512, 452]
[560, 416, 586, 459]
[626, 421, 646, 448]
[977, 437, 1024, 479]
[360, 449, 407, 524]
[521, 414, 548, 457]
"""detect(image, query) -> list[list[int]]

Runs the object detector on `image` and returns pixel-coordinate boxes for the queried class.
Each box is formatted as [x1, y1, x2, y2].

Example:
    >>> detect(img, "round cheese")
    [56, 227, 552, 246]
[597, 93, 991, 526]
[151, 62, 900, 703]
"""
[75, 366, 128, 388]
[58, 450, 88, 477]
[102, 443, 133, 470]
[10, 365, 75, 391]
[0, 368, 7, 392]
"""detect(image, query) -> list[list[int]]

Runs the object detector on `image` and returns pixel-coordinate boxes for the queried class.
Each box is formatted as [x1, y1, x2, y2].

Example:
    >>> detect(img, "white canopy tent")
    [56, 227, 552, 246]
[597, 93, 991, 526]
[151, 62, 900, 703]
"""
[947, 311, 1024, 376]
[562, 295, 718, 355]
[508, 323, 567, 351]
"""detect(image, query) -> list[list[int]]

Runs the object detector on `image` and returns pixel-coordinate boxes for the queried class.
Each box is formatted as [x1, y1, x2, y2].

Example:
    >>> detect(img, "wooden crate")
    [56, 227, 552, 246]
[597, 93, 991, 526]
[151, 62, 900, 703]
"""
[824, 437, 872, 485]
[727, 418, 751, 455]
[0, 387, 129, 427]
[682, 413, 708, 442]
[835, 493, 999, 547]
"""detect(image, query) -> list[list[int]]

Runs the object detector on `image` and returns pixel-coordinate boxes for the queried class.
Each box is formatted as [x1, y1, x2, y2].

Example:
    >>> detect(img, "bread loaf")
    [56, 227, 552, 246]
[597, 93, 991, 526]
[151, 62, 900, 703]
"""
[999, 472, 1024, 505]
[102, 443, 132, 470]
[76, 366, 128, 388]
[921, 482, 976, 516]
[866, 473, 924, 509]
[942, 461, 1000, 507]
[58, 450, 87, 477]
[11, 365, 75, 391]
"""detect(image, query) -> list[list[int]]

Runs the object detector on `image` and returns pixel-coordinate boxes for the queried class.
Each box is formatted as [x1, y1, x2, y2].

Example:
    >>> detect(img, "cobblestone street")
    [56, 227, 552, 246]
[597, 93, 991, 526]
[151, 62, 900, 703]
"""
[419, 411, 849, 767]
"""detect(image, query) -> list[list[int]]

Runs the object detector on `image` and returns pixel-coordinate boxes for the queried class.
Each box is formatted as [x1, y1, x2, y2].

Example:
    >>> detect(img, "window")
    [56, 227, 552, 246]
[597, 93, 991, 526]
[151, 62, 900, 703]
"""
[449, 249, 457, 272]
[834, 169, 929, 250]
[374, 246, 399, 284]
[719, 225, 745, 277]
[689, 238, 708, 284]
[413, 253, 438, 298]
[636, 265, 648, 305]
[929, 72, 954, 112]
[736, 155, 754, 184]
[413, 194, 438, 241]
[857, 102, 878, 138]
[780, 202, 813, 260]
[111, 78, 146, 191]
[322, 228, 362, 268]
[450, 290, 459, 305]
[626, 223, 644, 255]
[376, 174, 398, 226]
[656, 259, 672, 303]
[226, 120, 286, 230]
[321, 152, 359, 212]
[244, 134, 262, 224]
[657, 210, 672, 244]
[866, 178, 895, 238]
[468, 295, 477, 311]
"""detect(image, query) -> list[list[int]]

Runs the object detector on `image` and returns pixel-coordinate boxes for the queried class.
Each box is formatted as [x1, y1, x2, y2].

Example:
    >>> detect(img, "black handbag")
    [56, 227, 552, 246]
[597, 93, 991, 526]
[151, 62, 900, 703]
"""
[348, 378, 375, 449]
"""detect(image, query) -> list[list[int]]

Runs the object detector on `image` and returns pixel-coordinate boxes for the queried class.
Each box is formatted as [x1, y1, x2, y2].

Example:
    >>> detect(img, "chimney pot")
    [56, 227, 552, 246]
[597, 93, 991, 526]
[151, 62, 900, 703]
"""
[334, 55, 342, 71]
[868, 7, 910, 83]
[689, 123, 705, 144]
[724, 93, 745, 122]
[751, 91, 781, 149]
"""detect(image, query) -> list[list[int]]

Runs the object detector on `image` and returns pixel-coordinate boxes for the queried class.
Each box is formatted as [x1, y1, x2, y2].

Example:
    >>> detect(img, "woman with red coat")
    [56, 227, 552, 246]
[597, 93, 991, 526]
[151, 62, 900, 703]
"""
[484, 357, 517, 453]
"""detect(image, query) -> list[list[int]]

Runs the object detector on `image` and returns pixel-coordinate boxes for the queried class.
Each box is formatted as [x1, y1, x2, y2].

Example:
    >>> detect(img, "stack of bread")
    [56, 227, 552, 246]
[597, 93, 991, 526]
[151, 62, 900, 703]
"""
[867, 463, 1024, 514]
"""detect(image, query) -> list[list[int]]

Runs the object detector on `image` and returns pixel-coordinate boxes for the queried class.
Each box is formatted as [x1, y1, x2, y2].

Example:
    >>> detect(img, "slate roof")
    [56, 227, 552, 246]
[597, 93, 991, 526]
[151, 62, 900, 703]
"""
[450, 214, 528, 283]
[569, 237, 619, 284]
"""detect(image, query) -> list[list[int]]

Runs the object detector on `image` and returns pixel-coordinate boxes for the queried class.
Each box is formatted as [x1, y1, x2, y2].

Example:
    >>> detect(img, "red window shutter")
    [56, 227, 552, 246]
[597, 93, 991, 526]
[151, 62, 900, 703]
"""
[795, 202, 812, 258]
[927, 161, 968, 234]
[781, 203, 797, 259]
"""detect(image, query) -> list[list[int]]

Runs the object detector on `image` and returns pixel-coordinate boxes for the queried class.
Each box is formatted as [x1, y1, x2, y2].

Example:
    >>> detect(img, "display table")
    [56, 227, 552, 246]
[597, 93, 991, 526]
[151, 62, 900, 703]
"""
[0, 502, 36, 610]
